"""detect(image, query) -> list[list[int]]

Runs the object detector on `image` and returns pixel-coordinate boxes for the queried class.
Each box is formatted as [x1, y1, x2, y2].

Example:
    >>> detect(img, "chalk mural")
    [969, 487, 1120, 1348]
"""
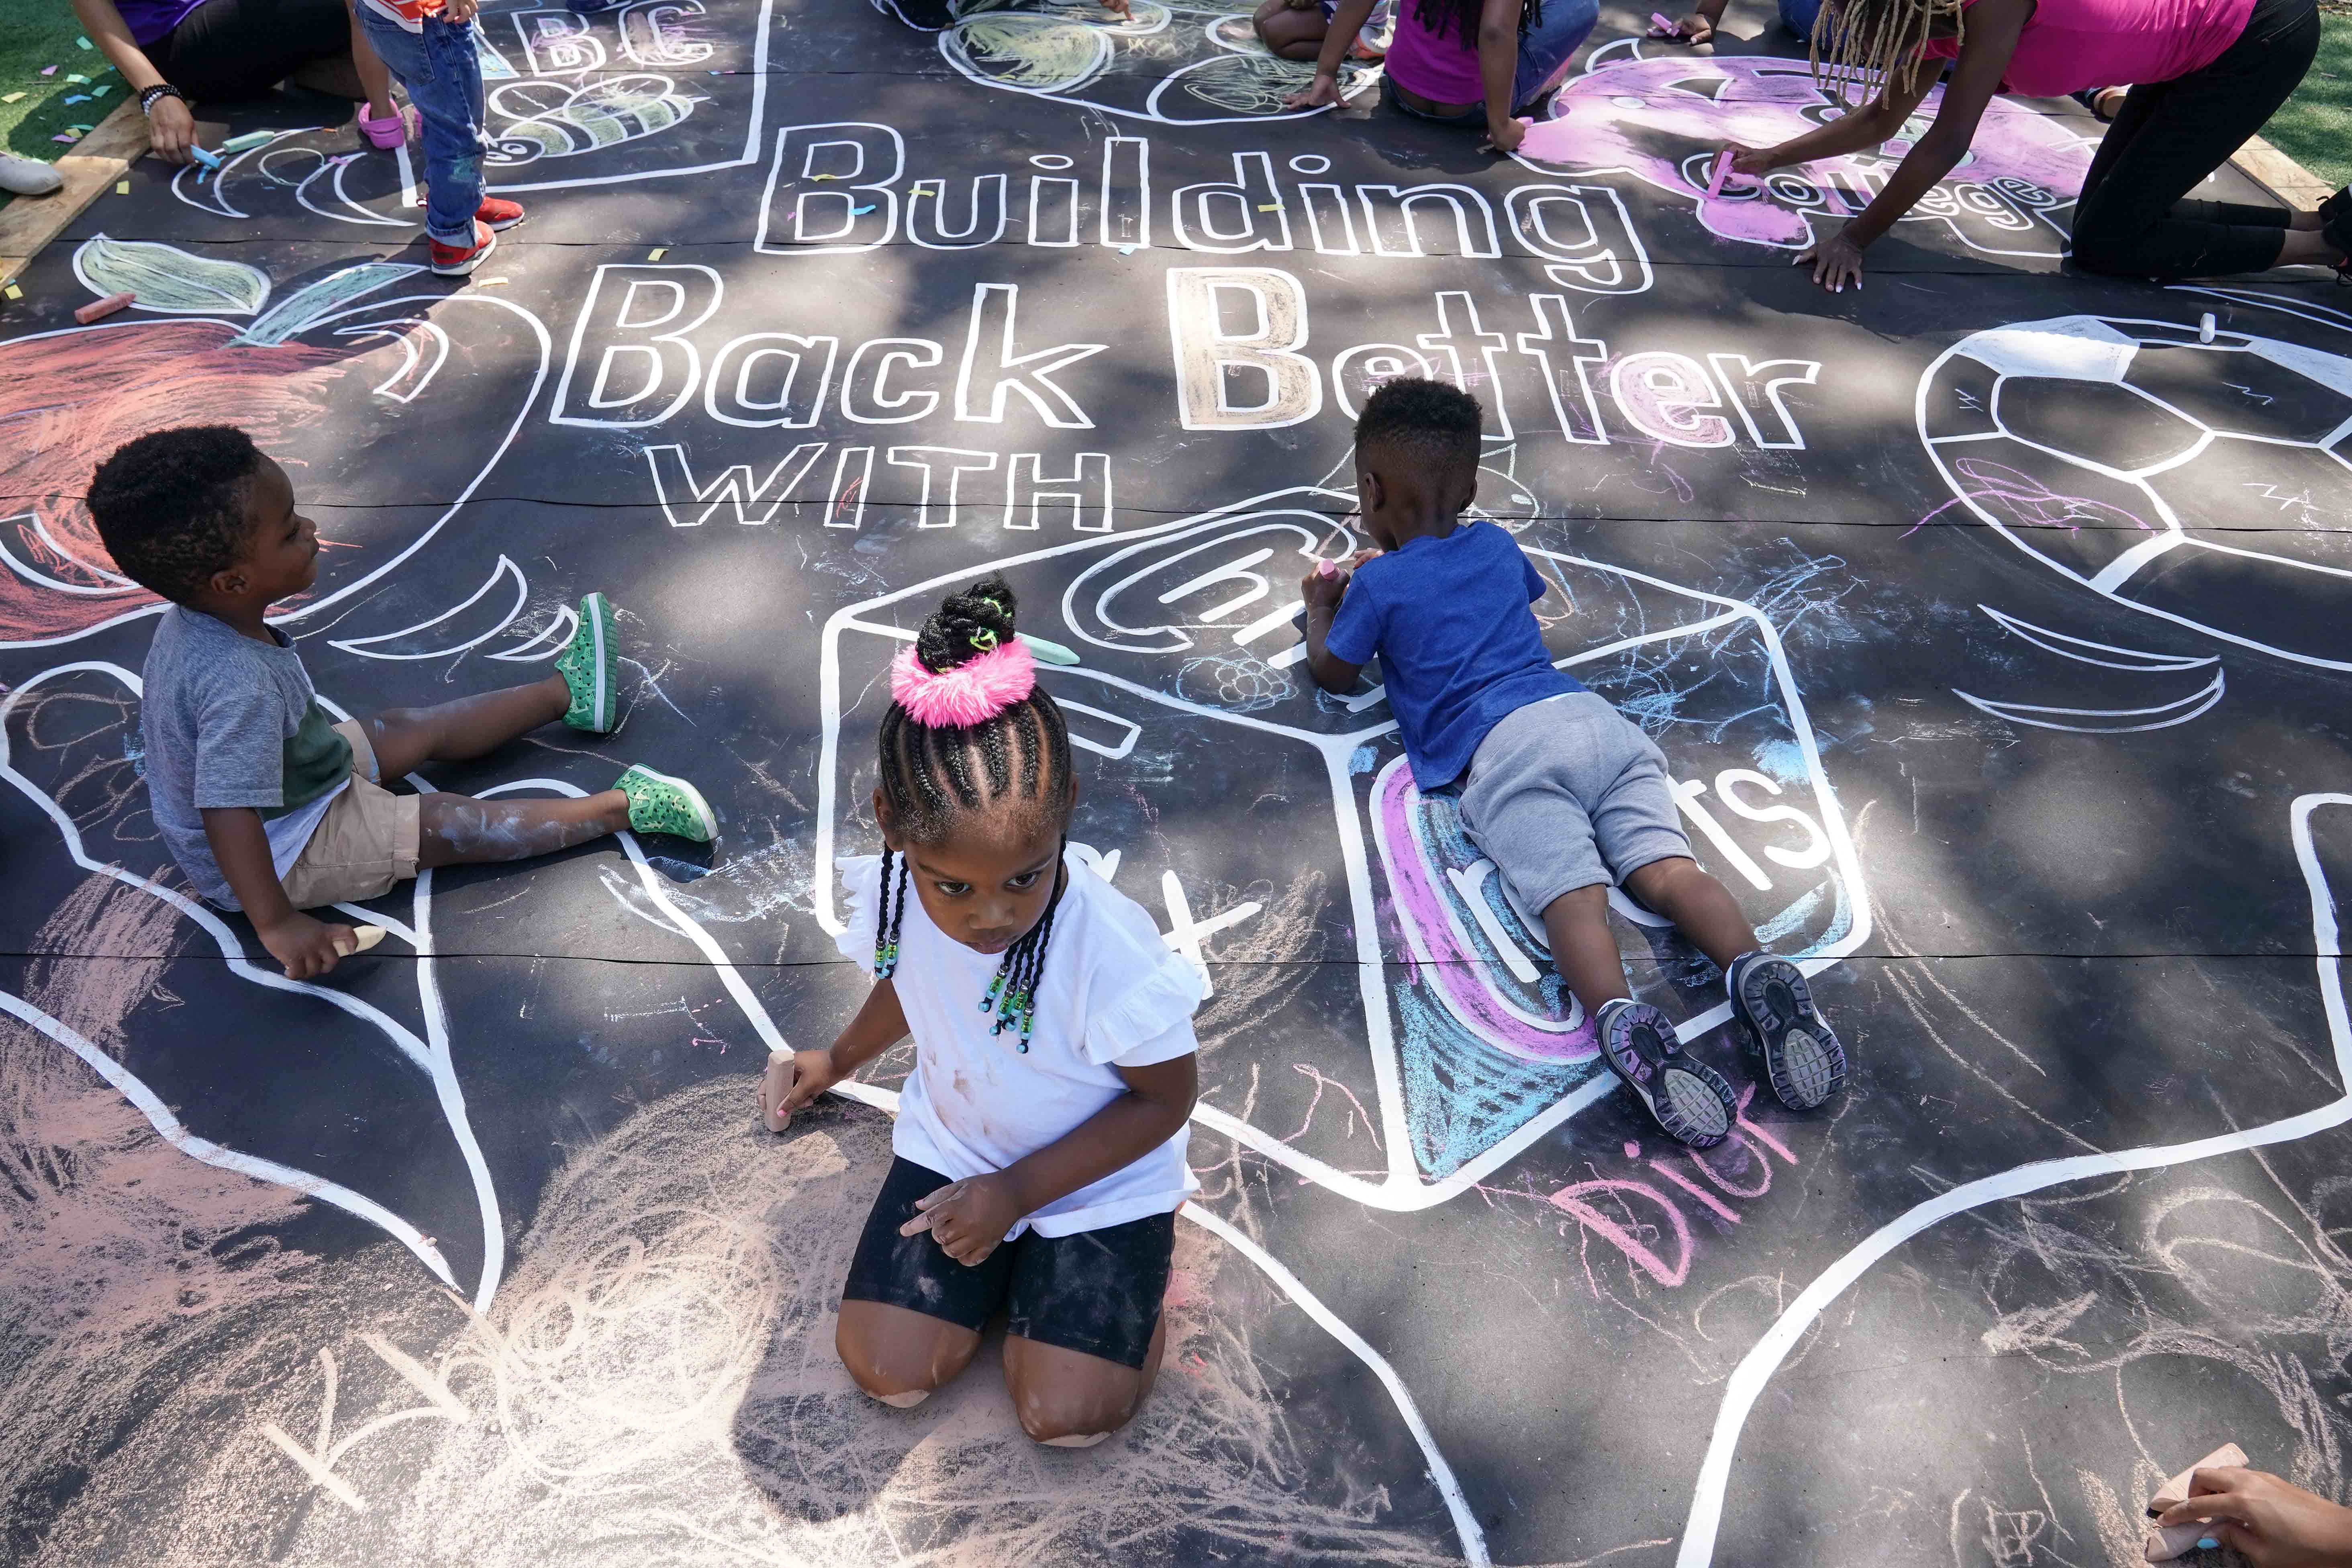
[8, 0, 2352, 1562]
[1519, 40, 2095, 255]
[937, 0, 1383, 122]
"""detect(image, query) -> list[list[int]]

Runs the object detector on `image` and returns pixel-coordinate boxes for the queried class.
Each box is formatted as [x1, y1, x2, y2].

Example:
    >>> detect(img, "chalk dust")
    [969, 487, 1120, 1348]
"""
[8, 1075, 1463, 1566]
[2, 873, 314, 1561]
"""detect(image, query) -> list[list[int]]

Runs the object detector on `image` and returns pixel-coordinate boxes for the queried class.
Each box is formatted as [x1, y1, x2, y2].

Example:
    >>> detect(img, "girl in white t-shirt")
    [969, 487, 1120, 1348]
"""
[772, 575, 1205, 1445]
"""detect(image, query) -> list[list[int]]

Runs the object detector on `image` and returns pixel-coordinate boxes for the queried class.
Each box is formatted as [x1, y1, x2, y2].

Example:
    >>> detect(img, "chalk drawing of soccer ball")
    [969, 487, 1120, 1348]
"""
[1918, 313, 2352, 672]
[936, 0, 1380, 123]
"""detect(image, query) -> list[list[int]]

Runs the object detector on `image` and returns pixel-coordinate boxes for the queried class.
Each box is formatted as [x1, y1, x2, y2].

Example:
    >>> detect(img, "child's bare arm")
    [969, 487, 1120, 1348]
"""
[904, 1054, 1199, 1265]
[1282, 0, 1377, 109]
[777, 977, 910, 1113]
[1298, 562, 1365, 693]
[202, 807, 356, 980]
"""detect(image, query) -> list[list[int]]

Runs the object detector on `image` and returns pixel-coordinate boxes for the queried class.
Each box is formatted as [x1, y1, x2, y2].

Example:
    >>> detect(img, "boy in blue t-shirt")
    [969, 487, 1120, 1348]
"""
[1299, 378, 1846, 1149]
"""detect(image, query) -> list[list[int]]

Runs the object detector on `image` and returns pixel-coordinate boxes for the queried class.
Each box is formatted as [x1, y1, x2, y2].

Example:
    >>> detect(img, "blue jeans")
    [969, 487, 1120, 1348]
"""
[1778, 0, 1823, 37]
[353, 7, 487, 245]
[1384, 0, 1600, 121]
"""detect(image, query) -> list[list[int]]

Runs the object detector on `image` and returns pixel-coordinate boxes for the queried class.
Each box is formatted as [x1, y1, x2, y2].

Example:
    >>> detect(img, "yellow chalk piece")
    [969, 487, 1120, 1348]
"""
[478, 276, 510, 287]
[3, 285, 21, 301]
[0, 93, 23, 104]
[647, 247, 666, 259]
[811, 173, 840, 180]
[115, 180, 130, 194]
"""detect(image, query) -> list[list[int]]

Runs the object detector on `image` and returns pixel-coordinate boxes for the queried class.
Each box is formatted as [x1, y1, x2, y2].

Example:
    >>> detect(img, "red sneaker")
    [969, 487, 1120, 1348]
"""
[476, 196, 526, 231]
[428, 220, 497, 277]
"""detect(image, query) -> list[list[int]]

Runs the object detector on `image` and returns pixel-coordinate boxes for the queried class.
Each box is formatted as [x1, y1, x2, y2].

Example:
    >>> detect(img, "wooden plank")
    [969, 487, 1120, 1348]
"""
[2231, 131, 2335, 212]
[0, 101, 153, 292]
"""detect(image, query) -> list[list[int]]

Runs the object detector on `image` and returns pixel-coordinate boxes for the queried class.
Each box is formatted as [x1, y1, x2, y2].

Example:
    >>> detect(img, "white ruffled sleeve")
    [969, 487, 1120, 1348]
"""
[833, 854, 883, 966]
[1082, 948, 1207, 1067]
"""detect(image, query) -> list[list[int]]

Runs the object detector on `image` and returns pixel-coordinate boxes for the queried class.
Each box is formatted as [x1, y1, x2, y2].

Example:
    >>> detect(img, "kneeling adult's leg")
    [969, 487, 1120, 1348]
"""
[2070, 0, 2316, 277]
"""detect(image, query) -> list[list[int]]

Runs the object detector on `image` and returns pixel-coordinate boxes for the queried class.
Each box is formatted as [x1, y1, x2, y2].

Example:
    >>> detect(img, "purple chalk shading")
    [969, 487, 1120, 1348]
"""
[1705, 150, 1731, 200]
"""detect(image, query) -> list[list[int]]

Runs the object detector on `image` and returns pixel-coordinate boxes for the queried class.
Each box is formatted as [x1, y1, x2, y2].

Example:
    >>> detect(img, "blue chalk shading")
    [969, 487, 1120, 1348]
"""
[1395, 985, 1592, 1178]
[1348, 744, 1377, 776]
[852, 204, 876, 216]
[1750, 737, 1809, 784]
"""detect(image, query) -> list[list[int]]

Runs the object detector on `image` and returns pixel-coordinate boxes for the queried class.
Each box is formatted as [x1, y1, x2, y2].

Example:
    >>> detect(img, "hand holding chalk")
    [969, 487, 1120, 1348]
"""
[1705, 150, 1732, 200]
[758, 1047, 795, 1133]
[331, 925, 386, 958]
[1648, 10, 1683, 33]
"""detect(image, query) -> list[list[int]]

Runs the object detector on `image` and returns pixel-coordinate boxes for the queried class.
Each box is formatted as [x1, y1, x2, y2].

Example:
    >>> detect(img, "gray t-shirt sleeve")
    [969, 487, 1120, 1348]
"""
[190, 673, 291, 811]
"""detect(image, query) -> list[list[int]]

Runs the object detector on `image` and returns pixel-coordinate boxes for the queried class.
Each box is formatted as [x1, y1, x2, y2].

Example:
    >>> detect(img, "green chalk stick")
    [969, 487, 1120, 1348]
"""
[218, 131, 276, 153]
[1019, 633, 1080, 666]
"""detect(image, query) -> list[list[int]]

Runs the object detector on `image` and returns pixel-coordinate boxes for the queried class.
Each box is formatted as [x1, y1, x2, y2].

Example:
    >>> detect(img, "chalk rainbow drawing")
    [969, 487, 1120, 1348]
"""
[486, 75, 706, 166]
[936, 0, 1382, 123]
[816, 484, 1870, 1200]
[1915, 309, 2352, 672]
[1517, 40, 2094, 256]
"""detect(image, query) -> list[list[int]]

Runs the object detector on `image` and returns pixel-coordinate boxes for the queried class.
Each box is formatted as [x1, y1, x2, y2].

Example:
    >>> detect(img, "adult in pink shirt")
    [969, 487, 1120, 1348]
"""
[1724, 0, 2348, 288]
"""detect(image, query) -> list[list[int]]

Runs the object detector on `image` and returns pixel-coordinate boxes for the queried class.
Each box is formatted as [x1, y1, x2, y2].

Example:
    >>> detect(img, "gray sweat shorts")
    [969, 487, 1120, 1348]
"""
[1455, 692, 1693, 918]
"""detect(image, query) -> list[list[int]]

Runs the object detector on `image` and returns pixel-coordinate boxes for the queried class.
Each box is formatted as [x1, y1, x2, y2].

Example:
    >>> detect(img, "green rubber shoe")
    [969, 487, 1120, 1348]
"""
[615, 764, 717, 843]
[555, 592, 619, 733]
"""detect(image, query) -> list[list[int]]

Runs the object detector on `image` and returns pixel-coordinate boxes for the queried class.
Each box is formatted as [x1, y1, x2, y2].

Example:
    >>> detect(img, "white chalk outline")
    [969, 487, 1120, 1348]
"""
[1917, 312, 2352, 674]
[814, 484, 1870, 1211]
[329, 555, 530, 660]
[1676, 792, 2351, 1565]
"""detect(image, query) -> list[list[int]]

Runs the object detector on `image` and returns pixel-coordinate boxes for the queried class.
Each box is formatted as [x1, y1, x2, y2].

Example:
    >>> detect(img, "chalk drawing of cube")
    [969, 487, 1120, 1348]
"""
[815, 487, 1870, 1213]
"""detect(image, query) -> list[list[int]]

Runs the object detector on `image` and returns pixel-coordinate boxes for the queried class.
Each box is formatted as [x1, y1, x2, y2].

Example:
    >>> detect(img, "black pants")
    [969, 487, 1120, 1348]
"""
[2070, 0, 2318, 280]
[146, 0, 357, 103]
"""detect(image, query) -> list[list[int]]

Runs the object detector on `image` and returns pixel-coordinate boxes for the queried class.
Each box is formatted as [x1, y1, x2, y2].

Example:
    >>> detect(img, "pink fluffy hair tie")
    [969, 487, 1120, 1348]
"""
[891, 637, 1037, 728]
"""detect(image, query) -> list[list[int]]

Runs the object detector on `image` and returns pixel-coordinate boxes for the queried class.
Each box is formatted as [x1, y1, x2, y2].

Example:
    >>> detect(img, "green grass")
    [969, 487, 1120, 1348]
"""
[2266, 8, 2352, 192]
[0, 2, 127, 212]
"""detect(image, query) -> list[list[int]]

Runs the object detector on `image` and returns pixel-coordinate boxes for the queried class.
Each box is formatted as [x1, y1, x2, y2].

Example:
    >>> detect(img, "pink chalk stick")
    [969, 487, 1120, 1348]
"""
[1315, 558, 1339, 577]
[1649, 10, 1682, 32]
[1705, 151, 1731, 200]
[74, 291, 134, 324]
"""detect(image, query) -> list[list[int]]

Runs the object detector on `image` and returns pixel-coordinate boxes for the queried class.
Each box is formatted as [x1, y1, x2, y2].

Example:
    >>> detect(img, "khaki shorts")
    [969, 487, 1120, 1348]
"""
[280, 719, 423, 909]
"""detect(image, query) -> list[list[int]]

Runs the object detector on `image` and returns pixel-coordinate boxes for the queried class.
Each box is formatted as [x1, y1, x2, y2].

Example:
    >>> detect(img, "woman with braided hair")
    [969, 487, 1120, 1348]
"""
[1723, 0, 2350, 289]
[769, 576, 1205, 1444]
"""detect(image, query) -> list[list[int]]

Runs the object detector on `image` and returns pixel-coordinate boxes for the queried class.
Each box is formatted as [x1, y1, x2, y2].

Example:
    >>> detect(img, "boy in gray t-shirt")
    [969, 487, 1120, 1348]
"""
[92, 426, 722, 980]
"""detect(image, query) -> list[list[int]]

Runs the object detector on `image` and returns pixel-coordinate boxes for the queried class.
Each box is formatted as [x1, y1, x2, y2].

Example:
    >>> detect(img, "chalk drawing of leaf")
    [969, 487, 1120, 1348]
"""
[71, 235, 270, 316]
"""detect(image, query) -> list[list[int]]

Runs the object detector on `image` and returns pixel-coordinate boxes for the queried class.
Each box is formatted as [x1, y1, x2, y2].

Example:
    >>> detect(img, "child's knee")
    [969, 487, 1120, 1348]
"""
[1011, 1379, 1140, 1446]
[835, 1307, 972, 1403]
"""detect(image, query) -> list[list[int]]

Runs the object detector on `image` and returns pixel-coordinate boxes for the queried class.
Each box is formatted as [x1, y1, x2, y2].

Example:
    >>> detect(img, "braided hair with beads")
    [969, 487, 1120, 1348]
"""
[872, 575, 1074, 1053]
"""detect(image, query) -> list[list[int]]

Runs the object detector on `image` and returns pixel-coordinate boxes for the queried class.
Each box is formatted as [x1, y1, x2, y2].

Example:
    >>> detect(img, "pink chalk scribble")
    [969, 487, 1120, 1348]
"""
[1518, 52, 2094, 254]
[1903, 457, 2154, 537]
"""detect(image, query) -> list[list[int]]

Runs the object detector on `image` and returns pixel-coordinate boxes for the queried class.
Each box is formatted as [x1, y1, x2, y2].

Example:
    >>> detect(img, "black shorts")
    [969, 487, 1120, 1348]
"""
[841, 1158, 1175, 1370]
[147, 0, 357, 103]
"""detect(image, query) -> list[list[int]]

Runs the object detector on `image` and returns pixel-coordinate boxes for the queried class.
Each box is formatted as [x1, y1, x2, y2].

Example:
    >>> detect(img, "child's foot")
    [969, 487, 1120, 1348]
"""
[477, 196, 526, 231]
[1594, 999, 1737, 1149]
[358, 102, 414, 149]
[1727, 953, 1847, 1111]
[428, 221, 496, 277]
[615, 764, 718, 843]
[555, 591, 619, 732]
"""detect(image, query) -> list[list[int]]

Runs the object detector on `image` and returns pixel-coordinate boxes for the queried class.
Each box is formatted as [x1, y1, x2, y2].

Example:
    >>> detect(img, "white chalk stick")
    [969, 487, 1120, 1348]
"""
[2199, 312, 2216, 343]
